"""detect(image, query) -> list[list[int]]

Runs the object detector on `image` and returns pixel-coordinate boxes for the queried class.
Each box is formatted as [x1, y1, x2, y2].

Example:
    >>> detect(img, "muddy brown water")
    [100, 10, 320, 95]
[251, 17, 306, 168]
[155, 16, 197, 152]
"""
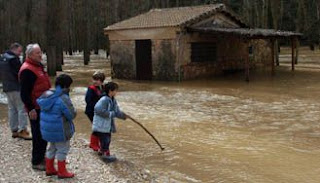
[1, 48, 320, 182]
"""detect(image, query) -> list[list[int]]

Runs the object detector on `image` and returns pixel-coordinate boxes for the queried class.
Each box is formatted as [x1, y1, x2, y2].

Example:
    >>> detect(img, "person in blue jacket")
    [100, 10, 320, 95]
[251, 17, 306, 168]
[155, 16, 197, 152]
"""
[37, 74, 76, 179]
[92, 82, 127, 162]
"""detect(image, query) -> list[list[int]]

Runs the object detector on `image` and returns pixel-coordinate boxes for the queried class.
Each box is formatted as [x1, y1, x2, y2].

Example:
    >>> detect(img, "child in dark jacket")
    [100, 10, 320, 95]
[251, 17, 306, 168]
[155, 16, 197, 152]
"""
[85, 71, 105, 151]
[37, 74, 76, 179]
[92, 82, 127, 162]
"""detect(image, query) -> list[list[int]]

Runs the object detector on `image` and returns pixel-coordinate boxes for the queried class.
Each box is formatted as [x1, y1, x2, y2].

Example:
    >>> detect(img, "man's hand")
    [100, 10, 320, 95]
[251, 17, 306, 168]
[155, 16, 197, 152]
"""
[29, 109, 37, 120]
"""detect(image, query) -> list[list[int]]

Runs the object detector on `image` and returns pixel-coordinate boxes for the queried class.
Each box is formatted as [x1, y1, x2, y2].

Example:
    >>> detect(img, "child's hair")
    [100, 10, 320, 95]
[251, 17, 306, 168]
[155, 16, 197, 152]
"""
[92, 71, 105, 82]
[55, 74, 73, 88]
[104, 82, 119, 94]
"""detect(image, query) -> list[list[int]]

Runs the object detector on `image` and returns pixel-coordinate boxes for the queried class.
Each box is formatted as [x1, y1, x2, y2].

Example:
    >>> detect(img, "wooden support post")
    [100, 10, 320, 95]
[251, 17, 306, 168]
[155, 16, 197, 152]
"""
[245, 56, 250, 82]
[271, 39, 275, 76]
[291, 37, 295, 71]
[295, 37, 299, 65]
[245, 43, 250, 82]
[275, 39, 280, 66]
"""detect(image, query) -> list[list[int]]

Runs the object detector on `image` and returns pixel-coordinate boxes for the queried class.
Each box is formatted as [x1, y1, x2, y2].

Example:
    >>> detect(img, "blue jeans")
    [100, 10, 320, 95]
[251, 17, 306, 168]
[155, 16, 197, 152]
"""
[94, 132, 111, 152]
[46, 141, 70, 161]
[5, 91, 29, 132]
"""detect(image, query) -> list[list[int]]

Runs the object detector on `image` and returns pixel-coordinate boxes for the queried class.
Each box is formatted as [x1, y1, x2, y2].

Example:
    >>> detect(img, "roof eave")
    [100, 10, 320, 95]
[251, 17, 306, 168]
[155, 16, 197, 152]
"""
[187, 27, 303, 39]
[104, 25, 183, 32]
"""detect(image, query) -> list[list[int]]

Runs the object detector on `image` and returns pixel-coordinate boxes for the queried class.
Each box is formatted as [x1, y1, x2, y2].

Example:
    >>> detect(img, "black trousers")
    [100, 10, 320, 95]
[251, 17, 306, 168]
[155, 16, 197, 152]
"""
[30, 109, 47, 165]
[86, 114, 97, 137]
[86, 114, 94, 123]
[93, 132, 111, 152]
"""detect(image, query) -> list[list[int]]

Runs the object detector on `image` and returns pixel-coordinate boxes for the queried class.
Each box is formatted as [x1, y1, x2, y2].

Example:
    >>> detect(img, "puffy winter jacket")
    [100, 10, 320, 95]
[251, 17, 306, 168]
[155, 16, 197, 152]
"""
[37, 86, 76, 142]
[92, 95, 125, 133]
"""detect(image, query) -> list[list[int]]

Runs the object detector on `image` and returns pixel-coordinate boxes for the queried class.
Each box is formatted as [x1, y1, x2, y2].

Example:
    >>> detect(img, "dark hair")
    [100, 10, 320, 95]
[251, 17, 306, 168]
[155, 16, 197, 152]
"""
[104, 82, 119, 94]
[55, 74, 73, 88]
[10, 42, 22, 50]
[92, 71, 105, 82]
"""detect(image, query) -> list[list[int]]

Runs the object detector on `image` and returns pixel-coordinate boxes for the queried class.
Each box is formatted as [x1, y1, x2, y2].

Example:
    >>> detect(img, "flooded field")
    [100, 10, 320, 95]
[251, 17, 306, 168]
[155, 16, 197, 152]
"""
[1, 48, 320, 182]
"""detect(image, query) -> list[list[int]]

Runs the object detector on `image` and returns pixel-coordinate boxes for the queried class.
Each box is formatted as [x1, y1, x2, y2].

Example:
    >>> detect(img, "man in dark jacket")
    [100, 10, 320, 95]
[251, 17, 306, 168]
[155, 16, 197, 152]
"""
[0, 43, 31, 140]
[19, 43, 51, 171]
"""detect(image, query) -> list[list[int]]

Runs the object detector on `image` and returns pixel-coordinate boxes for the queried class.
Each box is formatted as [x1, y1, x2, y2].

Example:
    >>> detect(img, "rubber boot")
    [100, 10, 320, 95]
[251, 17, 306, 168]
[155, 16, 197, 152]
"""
[57, 160, 74, 179]
[45, 158, 57, 176]
[89, 134, 100, 151]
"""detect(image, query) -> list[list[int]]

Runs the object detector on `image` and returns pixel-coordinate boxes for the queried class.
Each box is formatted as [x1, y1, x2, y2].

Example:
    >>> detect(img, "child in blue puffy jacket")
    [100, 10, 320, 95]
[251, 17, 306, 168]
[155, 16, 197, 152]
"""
[92, 82, 127, 162]
[37, 74, 76, 179]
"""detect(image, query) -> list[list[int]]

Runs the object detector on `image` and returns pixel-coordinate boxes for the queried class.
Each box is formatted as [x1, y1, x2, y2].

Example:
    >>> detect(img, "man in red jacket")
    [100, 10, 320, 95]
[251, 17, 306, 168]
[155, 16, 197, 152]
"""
[19, 43, 51, 171]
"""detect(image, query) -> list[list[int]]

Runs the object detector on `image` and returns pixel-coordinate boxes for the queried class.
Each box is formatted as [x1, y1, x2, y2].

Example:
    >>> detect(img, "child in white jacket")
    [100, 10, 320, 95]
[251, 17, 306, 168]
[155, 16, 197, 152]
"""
[92, 82, 127, 162]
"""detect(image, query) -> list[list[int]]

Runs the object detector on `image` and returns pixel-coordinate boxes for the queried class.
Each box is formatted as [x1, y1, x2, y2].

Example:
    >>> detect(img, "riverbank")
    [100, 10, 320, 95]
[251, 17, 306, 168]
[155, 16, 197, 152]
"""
[0, 109, 151, 182]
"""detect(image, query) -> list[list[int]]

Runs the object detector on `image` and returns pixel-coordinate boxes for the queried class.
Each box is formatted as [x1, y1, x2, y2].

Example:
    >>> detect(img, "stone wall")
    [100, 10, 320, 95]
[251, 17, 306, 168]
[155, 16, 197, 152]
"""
[109, 40, 136, 79]
[109, 34, 272, 81]
[250, 39, 273, 68]
[152, 40, 178, 80]
[177, 33, 249, 80]
[217, 36, 248, 71]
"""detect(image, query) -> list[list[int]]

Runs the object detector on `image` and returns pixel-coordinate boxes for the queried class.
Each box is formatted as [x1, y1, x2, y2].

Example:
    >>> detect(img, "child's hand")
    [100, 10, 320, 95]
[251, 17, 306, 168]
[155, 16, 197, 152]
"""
[123, 113, 129, 120]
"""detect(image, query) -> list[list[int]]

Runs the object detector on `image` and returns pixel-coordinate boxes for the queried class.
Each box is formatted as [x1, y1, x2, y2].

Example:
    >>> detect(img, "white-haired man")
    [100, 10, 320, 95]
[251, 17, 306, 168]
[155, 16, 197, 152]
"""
[19, 43, 51, 171]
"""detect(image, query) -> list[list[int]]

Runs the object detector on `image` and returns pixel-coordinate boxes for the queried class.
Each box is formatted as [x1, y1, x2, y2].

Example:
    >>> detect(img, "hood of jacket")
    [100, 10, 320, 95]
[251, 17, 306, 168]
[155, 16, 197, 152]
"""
[37, 86, 64, 112]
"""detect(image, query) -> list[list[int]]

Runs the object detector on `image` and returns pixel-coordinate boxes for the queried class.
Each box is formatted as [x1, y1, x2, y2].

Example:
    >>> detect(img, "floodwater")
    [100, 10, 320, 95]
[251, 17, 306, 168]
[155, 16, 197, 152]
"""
[1, 48, 320, 182]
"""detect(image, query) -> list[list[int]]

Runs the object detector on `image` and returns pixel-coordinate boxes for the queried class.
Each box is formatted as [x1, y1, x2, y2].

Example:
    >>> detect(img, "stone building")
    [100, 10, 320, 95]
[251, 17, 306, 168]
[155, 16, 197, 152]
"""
[104, 4, 301, 81]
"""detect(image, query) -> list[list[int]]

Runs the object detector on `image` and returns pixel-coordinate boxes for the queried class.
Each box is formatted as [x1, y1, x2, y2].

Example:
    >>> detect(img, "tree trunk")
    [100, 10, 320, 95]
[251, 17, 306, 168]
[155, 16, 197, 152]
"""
[67, 0, 74, 57]
[270, 0, 280, 65]
[47, 46, 57, 76]
[68, 46, 73, 55]
[24, 0, 33, 61]
[46, 0, 58, 76]
[83, 0, 90, 65]
[94, 47, 99, 55]
[84, 48, 90, 65]
[56, 0, 63, 71]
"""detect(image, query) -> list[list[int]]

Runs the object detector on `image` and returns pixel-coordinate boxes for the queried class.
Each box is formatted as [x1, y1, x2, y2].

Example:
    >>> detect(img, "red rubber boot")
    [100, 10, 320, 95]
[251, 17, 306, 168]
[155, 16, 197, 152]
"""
[57, 160, 74, 179]
[89, 134, 100, 151]
[45, 158, 57, 176]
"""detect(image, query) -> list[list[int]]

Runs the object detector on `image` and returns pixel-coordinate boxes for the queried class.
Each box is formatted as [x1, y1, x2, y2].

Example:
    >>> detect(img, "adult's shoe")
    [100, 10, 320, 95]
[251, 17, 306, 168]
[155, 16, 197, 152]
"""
[12, 131, 19, 138]
[18, 129, 32, 140]
[32, 162, 46, 171]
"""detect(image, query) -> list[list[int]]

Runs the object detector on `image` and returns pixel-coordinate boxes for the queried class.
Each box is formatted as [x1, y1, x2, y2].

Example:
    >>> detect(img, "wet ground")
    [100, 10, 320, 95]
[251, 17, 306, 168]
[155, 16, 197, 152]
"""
[1, 48, 320, 182]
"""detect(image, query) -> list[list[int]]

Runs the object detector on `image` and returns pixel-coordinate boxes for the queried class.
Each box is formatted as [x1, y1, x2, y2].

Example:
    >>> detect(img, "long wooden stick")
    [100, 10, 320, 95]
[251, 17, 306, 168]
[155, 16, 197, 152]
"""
[127, 116, 165, 151]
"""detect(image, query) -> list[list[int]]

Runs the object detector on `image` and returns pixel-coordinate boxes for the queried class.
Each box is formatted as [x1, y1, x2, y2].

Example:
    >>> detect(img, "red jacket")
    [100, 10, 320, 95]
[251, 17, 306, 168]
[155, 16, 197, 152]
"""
[19, 58, 51, 110]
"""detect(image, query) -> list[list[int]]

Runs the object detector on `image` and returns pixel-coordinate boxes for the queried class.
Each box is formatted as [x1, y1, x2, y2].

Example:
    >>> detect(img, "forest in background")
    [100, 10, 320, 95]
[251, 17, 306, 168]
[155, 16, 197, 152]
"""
[0, 0, 319, 74]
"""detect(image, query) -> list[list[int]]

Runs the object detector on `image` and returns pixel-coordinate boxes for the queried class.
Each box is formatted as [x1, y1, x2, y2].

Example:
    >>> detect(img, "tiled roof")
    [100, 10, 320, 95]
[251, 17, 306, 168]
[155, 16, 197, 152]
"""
[105, 4, 247, 31]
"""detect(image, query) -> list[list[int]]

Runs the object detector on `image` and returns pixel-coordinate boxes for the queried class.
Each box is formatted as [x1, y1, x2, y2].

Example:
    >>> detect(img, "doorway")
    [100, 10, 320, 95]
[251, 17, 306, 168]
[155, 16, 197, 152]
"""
[135, 40, 152, 80]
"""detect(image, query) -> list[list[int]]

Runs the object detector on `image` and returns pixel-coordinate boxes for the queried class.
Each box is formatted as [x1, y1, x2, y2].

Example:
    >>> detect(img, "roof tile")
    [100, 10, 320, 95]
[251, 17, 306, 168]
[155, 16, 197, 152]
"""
[105, 4, 234, 31]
